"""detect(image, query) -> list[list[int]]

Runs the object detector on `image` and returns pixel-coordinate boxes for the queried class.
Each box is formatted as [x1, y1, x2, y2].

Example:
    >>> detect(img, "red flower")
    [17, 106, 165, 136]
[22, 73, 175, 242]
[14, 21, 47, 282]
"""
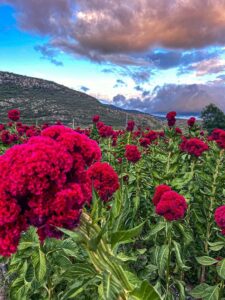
[125, 145, 141, 163]
[215, 206, 225, 232]
[180, 138, 209, 157]
[155, 190, 188, 221]
[126, 120, 135, 132]
[1, 130, 11, 144]
[166, 111, 176, 127]
[0, 126, 104, 256]
[98, 124, 114, 137]
[139, 137, 150, 147]
[152, 184, 172, 206]
[209, 129, 225, 149]
[187, 117, 196, 127]
[8, 109, 20, 121]
[92, 115, 100, 123]
[88, 162, 119, 202]
[175, 127, 182, 135]
[0, 124, 5, 131]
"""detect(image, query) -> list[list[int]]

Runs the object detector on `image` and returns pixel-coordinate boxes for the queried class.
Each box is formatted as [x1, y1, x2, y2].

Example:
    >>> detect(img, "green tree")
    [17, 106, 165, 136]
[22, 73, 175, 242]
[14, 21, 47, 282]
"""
[201, 103, 225, 133]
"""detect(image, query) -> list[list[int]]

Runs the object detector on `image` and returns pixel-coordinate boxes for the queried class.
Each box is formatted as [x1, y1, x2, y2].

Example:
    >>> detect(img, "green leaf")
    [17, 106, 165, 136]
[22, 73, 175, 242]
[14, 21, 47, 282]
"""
[174, 280, 185, 300]
[190, 284, 220, 300]
[102, 271, 121, 300]
[130, 280, 161, 300]
[110, 222, 145, 249]
[57, 227, 83, 242]
[158, 245, 169, 278]
[208, 241, 225, 251]
[144, 223, 165, 239]
[217, 258, 225, 280]
[173, 241, 190, 271]
[196, 256, 218, 266]
[10, 277, 30, 300]
[64, 263, 97, 280]
[32, 248, 46, 282]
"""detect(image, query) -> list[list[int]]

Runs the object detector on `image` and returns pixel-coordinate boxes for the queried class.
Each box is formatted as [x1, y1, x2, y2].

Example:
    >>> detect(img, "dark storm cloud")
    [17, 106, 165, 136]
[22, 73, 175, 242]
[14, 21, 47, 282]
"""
[5, 0, 225, 65]
[34, 45, 63, 66]
[112, 83, 225, 114]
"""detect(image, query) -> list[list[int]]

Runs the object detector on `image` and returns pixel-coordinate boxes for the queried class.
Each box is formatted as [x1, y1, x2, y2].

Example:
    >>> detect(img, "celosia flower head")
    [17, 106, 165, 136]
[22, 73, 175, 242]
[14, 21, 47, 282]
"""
[155, 190, 188, 221]
[8, 109, 20, 121]
[125, 145, 141, 163]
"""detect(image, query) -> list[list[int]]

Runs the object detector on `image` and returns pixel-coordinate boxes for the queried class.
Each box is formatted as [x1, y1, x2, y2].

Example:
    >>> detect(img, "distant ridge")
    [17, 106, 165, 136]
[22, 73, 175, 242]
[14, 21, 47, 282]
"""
[0, 71, 161, 129]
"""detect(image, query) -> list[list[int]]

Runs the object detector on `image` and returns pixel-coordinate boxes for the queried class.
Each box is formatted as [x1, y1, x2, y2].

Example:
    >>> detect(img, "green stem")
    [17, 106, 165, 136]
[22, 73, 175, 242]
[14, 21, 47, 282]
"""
[166, 222, 172, 297]
[201, 149, 224, 283]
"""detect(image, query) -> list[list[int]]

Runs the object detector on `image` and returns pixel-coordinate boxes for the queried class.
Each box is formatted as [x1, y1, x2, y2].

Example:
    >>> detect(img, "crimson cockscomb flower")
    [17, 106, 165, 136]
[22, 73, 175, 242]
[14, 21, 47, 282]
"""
[180, 137, 209, 157]
[215, 206, 225, 232]
[125, 145, 141, 163]
[92, 115, 100, 123]
[166, 111, 176, 127]
[209, 129, 225, 149]
[187, 117, 196, 127]
[155, 190, 188, 221]
[0, 126, 103, 256]
[88, 162, 119, 202]
[8, 109, 20, 121]
[152, 184, 172, 206]
[126, 120, 135, 132]
[175, 127, 182, 135]
[139, 137, 150, 147]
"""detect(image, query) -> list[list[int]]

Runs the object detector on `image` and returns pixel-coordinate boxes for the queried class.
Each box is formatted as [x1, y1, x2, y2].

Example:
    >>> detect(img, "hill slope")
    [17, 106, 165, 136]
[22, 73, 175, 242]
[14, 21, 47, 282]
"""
[0, 71, 161, 129]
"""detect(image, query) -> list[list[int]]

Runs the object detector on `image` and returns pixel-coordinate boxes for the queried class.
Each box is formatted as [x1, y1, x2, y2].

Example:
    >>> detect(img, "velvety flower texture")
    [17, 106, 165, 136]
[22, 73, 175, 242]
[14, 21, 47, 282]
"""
[125, 145, 141, 163]
[153, 186, 188, 221]
[0, 126, 105, 256]
[8, 109, 20, 121]
[166, 111, 176, 127]
[152, 184, 172, 206]
[214, 206, 225, 235]
[187, 117, 196, 127]
[92, 115, 100, 123]
[180, 138, 209, 157]
[88, 162, 119, 202]
[126, 120, 135, 132]
[209, 129, 225, 149]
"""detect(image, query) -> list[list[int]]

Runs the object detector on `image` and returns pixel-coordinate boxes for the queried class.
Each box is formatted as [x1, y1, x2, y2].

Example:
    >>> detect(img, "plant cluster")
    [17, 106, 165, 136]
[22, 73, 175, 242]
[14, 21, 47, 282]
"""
[0, 110, 224, 299]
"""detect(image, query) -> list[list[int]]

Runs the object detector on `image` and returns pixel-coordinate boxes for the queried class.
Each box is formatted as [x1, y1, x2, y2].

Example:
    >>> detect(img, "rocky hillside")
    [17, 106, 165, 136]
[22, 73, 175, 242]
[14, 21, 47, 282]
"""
[0, 71, 161, 128]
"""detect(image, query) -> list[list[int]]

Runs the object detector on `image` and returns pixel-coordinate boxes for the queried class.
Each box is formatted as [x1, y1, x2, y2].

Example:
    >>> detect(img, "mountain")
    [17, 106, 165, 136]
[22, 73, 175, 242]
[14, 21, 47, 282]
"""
[0, 71, 161, 129]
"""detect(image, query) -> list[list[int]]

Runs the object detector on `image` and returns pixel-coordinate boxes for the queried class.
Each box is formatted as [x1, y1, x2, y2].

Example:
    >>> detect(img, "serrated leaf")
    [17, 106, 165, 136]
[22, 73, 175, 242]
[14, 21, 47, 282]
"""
[32, 248, 46, 282]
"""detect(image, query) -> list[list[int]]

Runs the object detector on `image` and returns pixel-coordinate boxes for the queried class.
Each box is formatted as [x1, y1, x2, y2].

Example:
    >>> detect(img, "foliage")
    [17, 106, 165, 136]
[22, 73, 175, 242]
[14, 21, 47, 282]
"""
[201, 103, 225, 133]
[0, 110, 225, 299]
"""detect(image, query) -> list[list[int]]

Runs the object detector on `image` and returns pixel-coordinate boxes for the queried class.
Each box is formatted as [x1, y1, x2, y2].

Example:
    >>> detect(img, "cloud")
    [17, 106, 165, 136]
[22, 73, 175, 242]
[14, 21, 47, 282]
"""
[112, 83, 225, 114]
[80, 86, 90, 92]
[179, 57, 225, 76]
[113, 79, 127, 88]
[34, 44, 63, 66]
[6, 0, 225, 65]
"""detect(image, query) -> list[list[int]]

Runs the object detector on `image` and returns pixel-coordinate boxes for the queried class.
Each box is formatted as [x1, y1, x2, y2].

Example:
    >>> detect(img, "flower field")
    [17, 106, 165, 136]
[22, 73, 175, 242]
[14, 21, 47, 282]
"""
[0, 109, 225, 300]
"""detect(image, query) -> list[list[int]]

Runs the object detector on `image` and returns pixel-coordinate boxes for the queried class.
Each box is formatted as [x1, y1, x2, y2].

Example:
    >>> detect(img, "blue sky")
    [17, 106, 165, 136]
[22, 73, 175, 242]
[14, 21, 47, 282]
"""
[1, 1, 225, 114]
